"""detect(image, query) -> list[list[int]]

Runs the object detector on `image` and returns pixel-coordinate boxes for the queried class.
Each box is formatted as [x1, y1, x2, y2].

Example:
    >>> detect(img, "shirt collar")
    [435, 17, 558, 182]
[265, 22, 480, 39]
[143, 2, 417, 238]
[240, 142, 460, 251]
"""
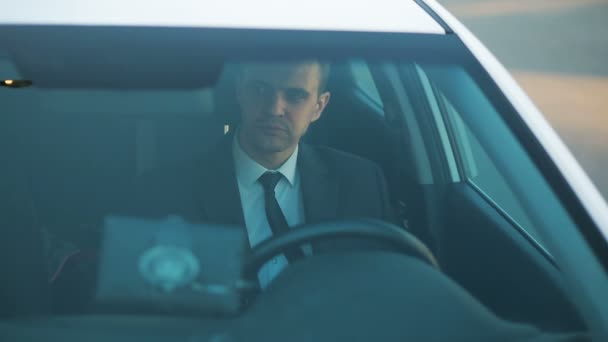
[232, 132, 299, 188]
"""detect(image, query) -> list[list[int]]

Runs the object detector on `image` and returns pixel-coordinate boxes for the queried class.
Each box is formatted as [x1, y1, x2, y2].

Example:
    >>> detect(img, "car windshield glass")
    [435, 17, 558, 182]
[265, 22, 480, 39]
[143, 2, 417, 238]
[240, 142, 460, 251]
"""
[0, 28, 586, 332]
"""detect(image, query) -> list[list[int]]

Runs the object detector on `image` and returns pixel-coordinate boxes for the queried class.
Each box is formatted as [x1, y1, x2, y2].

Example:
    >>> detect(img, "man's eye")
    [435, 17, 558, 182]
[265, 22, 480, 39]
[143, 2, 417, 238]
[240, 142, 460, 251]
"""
[285, 91, 307, 103]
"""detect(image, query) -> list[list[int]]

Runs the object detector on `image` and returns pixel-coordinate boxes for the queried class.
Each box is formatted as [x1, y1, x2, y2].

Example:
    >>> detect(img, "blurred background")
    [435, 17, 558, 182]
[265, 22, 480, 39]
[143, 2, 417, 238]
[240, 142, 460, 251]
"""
[440, 0, 608, 198]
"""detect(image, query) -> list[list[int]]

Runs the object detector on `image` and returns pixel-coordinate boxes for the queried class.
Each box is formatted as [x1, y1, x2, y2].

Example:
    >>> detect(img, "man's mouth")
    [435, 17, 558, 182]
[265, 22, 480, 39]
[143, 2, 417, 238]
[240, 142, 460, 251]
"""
[258, 122, 288, 134]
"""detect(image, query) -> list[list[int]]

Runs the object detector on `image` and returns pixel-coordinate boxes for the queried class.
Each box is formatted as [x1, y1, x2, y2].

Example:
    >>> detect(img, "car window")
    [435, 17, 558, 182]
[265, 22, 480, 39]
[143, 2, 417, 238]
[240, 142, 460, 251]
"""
[441, 93, 538, 239]
[418, 64, 553, 247]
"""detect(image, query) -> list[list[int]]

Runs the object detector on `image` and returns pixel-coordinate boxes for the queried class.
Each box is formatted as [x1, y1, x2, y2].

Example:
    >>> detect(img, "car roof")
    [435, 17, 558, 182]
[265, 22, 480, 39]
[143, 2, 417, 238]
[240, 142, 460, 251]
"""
[0, 0, 445, 34]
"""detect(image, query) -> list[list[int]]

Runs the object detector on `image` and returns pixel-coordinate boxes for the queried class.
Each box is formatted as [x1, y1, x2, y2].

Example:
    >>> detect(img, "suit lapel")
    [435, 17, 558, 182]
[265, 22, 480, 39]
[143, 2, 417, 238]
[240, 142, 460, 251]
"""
[299, 144, 339, 223]
[195, 136, 245, 226]
[194, 141, 339, 233]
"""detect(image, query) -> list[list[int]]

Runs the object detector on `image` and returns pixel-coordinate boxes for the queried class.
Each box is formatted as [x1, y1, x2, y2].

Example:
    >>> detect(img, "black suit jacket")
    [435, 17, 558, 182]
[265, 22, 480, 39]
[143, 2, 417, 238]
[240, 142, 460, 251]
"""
[132, 136, 395, 246]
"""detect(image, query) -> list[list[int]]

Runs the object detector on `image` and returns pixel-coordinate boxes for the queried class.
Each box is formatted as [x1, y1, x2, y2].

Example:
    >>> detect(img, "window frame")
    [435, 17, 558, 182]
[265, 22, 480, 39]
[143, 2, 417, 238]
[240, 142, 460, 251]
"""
[402, 63, 555, 260]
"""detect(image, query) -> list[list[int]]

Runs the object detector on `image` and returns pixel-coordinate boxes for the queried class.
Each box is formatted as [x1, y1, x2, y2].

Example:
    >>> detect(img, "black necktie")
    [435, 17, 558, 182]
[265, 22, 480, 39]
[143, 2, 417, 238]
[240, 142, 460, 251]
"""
[258, 172, 305, 262]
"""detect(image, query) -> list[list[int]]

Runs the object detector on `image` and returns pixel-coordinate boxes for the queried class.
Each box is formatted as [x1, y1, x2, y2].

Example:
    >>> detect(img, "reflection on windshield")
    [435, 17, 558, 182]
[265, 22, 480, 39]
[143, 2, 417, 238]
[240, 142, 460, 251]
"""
[1, 58, 575, 331]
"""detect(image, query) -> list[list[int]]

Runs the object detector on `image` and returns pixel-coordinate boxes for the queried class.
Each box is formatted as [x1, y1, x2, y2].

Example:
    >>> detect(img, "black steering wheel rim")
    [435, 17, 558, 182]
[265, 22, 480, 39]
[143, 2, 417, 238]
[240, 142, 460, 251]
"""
[244, 219, 439, 280]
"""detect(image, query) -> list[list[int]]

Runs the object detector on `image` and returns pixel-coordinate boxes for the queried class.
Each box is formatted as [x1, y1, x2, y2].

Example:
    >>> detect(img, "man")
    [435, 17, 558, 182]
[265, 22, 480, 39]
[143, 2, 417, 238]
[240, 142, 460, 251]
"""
[135, 60, 394, 287]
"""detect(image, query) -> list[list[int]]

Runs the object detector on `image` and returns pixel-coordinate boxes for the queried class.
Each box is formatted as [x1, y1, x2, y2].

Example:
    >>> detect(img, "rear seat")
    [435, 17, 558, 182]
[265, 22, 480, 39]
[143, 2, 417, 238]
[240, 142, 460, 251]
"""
[31, 113, 227, 311]
[0, 114, 50, 316]
[1, 84, 224, 312]
[31, 113, 226, 252]
[30, 115, 135, 258]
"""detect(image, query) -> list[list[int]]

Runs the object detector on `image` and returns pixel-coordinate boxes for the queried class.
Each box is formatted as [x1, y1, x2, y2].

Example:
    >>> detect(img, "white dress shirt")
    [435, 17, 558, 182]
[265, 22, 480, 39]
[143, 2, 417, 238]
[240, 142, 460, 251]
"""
[232, 135, 307, 288]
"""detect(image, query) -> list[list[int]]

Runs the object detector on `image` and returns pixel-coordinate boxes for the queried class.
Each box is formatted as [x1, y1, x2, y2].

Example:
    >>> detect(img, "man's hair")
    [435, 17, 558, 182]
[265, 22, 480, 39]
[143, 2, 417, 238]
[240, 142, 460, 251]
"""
[236, 60, 331, 95]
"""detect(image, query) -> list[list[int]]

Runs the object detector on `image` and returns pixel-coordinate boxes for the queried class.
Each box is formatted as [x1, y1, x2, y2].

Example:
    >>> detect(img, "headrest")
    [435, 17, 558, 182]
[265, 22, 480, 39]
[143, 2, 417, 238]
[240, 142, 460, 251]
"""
[213, 64, 241, 126]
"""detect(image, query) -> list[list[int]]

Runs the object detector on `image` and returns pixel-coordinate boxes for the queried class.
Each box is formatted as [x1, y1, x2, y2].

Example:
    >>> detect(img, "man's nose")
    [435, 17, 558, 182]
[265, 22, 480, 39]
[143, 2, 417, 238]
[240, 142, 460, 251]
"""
[266, 93, 287, 117]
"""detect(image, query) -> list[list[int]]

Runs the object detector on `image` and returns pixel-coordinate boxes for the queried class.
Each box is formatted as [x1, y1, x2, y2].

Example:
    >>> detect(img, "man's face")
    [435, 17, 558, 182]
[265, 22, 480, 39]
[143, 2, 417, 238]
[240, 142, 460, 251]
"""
[236, 62, 330, 158]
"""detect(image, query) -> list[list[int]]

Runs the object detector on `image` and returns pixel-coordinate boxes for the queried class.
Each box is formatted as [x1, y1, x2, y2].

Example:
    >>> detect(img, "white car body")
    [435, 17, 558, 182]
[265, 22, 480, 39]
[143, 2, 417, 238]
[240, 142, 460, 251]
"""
[421, 1, 608, 337]
[2, 0, 444, 33]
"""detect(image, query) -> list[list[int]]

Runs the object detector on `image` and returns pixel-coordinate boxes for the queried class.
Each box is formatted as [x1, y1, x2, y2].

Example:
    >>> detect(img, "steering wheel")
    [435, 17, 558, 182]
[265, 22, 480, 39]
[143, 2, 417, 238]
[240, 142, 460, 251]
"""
[244, 219, 439, 281]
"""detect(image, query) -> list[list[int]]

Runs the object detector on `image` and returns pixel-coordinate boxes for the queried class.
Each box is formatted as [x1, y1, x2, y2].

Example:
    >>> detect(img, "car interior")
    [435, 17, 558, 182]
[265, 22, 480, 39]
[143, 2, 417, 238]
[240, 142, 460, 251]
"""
[0, 26, 593, 340]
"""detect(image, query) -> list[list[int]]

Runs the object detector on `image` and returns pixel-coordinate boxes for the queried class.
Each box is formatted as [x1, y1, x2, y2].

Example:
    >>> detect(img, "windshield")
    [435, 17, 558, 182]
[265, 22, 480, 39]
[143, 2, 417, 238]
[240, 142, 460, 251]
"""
[0, 26, 591, 339]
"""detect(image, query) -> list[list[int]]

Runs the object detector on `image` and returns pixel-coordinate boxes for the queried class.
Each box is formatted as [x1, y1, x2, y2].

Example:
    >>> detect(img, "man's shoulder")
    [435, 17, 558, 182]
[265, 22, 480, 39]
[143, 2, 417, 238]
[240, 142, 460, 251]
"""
[141, 137, 231, 180]
[303, 144, 381, 171]
[301, 144, 395, 223]
[130, 138, 230, 216]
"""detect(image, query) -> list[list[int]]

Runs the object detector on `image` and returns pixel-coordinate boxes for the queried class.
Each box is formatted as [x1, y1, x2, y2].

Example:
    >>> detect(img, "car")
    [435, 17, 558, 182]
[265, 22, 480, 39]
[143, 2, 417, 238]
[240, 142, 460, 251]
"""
[1, 0, 607, 341]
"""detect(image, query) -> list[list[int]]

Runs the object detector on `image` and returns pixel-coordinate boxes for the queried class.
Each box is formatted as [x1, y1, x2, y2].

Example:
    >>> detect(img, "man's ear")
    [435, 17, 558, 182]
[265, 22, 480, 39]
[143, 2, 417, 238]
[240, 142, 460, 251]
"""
[311, 91, 331, 123]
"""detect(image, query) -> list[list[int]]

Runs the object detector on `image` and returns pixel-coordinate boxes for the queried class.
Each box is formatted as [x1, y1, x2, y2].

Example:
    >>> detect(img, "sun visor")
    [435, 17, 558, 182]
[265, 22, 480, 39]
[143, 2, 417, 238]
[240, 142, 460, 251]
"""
[0, 53, 22, 80]
[1, 26, 223, 89]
